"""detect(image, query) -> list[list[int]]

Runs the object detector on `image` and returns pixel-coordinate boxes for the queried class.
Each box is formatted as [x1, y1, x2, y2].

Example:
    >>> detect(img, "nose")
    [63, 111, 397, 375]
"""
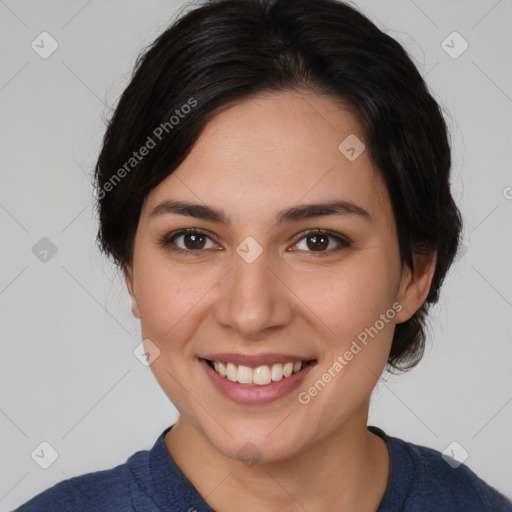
[213, 245, 294, 340]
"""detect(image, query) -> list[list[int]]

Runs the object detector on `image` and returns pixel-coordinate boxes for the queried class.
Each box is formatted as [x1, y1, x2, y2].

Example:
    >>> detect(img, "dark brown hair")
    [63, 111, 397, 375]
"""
[94, 0, 463, 371]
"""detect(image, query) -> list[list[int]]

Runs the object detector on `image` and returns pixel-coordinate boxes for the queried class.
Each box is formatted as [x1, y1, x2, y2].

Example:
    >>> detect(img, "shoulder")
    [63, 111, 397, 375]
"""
[377, 428, 512, 511]
[14, 445, 155, 512]
[402, 440, 509, 508]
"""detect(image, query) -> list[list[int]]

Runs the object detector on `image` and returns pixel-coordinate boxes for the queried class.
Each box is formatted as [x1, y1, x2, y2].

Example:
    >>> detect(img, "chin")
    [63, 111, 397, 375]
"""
[200, 416, 312, 465]
[223, 436, 306, 466]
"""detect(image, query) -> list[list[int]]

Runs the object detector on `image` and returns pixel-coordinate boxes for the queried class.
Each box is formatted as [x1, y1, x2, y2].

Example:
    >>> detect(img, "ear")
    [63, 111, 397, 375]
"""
[124, 264, 141, 319]
[394, 250, 437, 324]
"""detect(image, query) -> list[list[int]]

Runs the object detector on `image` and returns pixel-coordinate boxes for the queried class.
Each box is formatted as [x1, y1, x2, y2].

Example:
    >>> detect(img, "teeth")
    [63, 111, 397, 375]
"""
[213, 361, 226, 377]
[217, 361, 226, 377]
[253, 365, 272, 385]
[210, 360, 305, 386]
[237, 365, 253, 384]
[283, 362, 293, 377]
[271, 363, 283, 381]
[226, 362, 237, 382]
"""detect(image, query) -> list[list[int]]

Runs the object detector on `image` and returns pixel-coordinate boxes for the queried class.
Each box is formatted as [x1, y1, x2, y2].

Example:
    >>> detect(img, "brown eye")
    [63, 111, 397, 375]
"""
[162, 228, 218, 254]
[180, 232, 207, 250]
[293, 230, 351, 255]
[305, 234, 329, 251]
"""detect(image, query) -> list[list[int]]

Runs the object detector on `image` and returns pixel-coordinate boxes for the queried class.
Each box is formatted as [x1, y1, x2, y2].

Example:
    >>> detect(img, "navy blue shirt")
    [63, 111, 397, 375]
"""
[15, 425, 512, 511]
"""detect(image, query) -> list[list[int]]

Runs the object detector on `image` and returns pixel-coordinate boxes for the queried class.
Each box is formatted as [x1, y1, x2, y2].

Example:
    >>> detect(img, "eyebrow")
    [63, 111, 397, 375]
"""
[149, 199, 372, 225]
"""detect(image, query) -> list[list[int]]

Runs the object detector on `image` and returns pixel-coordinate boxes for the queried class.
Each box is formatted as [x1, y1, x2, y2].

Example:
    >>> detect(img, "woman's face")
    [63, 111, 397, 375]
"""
[125, 90, 427, 463]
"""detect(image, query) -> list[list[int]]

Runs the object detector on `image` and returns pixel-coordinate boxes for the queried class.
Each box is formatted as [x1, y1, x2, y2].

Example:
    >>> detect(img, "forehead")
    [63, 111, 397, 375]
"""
[143, 90, 392, 224]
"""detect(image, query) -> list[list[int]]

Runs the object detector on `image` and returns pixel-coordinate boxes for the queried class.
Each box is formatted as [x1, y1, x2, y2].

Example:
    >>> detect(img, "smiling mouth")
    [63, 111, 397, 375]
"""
[204, 359, 315, 386]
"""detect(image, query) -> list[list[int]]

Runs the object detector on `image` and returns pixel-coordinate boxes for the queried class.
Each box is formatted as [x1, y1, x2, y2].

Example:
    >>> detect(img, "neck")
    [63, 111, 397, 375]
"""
[165, 403, 389, 512]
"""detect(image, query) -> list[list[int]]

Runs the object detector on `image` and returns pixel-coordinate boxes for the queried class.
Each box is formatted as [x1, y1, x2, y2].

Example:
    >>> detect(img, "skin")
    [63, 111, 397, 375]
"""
[125, 90, 437, 511]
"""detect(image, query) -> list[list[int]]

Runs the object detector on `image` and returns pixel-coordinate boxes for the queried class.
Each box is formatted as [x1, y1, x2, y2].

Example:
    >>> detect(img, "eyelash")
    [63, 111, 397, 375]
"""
[160, 228, 352, 257]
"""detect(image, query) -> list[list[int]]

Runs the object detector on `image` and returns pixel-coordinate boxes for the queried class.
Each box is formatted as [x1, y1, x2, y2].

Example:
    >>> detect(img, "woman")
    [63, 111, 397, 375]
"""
[16, 0, 512, 510]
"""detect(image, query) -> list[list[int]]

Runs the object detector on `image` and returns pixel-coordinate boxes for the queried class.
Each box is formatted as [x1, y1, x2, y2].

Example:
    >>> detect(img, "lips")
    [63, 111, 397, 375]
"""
[207, 360, 306, 386]
[201, 355, 316, 404]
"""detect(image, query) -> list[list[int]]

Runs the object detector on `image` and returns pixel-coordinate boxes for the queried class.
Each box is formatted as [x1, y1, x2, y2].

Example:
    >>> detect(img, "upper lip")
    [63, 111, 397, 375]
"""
[201, 353, 315, 368]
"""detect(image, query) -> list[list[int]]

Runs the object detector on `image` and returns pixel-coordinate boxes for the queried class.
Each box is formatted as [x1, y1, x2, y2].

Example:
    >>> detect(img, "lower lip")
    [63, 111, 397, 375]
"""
[200, 359, 315, 404]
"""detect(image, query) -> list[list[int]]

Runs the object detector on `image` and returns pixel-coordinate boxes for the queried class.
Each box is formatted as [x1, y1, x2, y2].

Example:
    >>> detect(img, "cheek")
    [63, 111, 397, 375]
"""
[134, 258, 220, 343]
[291, 254, 400, 344]
[292, 260, 399, 427]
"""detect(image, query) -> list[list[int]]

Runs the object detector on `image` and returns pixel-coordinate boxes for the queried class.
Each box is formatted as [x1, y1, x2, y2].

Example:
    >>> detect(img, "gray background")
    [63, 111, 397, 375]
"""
[1, 0, 511, 509]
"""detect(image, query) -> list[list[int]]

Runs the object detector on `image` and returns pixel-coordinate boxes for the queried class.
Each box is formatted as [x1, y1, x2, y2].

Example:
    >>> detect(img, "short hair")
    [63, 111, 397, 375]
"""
[94, 0, 463, 372]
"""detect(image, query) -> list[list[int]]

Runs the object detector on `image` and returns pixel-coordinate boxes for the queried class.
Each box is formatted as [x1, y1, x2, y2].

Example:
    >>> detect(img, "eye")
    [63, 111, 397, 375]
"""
[160, 228, 352, 256]
[161, 228, 219, 255]
[291, 229, 352, 256]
